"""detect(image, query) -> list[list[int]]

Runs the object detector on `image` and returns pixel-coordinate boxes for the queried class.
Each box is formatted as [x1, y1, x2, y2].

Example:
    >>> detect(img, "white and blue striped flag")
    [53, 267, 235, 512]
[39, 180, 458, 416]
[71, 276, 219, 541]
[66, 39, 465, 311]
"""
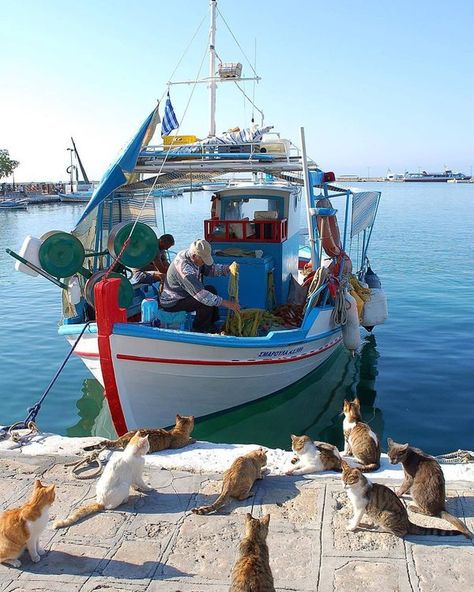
[161, 93, 179, 137]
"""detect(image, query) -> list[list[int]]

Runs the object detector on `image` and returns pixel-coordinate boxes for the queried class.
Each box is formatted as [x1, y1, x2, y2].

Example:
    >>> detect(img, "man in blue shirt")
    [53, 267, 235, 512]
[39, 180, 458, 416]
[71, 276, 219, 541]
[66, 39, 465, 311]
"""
[160, 239, 240, 333]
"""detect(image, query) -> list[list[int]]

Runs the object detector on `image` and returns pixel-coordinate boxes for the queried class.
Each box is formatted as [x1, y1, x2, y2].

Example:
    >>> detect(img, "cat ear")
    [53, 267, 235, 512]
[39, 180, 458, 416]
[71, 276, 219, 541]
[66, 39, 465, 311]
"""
[34, 479, 43, 489]
[387, 437, 394, 447]
[400, 443, 409, 451]
[261, 514, 270, 527]
[353, 398, 360, 406]
[176, 414, 182, 421]
[245, 513, 252, 523]
[341, 460, 350, 472]
[290, 434, 297, 441]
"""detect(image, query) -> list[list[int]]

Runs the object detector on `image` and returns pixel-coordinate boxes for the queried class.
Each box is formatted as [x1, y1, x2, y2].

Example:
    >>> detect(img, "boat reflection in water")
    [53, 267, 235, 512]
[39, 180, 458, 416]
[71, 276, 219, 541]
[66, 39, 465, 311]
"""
[67, 335, 382, 450]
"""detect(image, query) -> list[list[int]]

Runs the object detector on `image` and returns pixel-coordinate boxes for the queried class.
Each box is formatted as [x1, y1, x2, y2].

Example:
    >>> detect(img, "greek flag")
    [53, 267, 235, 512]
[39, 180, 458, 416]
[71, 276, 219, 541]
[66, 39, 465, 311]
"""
[351, 191, 381, 237]
[161, 93, 179, 137]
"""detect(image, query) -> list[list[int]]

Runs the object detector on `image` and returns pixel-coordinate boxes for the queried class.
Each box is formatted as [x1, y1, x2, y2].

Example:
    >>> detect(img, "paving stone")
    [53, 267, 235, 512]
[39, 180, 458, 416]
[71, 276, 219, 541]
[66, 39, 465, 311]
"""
[255, 476, 324, 530]
[15, 541, 108, 583]
[267, 524, 320, 591]
[161, 513, 241, 583]
[318, 557, 412, 592]
[190, 478, 256, 516]
[54, 511, 129, 544]
[3, 580, 82, 591]
[101, 539, 163, 580]
[412, 545, 474, 592]
[148, 581, 229, 591]
[323, 486, 405, 558]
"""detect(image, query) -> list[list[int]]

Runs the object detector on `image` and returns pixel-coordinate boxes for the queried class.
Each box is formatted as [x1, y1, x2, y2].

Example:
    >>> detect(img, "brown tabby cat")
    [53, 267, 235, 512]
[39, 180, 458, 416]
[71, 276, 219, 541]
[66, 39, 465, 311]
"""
[83, 414, 195, 453]
[287, 434, 341, 475]
[192, 448, 267, 515]
[0, 480, 56, 568]
[387, 438, 472, 538]
[342, 398, 380, 471]
[341, 461, 466, 537]
[229, 513, 275, 592]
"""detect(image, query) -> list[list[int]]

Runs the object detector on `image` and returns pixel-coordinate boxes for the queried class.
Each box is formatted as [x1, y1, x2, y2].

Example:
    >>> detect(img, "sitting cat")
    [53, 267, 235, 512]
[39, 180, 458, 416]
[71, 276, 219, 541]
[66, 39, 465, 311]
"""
[229, 513, 275, 592]
[341, 461, 466, 537]
[387, 438, 472, 538]
[54, 432, 151, 529]
[83, 414, 195, 453]
[342, 398, 380, 471]
[0, 480, 56, 568]
[286, 434, 342, 475]
[192, 448, 267, 515]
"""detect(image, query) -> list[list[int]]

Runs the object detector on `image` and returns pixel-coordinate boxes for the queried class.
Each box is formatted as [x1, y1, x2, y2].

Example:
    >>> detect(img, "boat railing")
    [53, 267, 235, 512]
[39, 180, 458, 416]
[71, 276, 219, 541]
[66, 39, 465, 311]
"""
[204, 218, 288, 243]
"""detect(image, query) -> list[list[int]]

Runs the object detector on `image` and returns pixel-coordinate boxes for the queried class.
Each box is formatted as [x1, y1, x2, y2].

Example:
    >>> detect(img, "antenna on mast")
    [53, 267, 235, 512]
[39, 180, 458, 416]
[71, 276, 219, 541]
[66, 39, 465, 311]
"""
[209, 0, 217, 137]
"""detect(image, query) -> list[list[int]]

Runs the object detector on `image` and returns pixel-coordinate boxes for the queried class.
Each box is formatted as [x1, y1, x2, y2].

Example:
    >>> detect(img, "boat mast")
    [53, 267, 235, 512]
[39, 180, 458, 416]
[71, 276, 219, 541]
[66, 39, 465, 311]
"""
[209, 0, 217, 137]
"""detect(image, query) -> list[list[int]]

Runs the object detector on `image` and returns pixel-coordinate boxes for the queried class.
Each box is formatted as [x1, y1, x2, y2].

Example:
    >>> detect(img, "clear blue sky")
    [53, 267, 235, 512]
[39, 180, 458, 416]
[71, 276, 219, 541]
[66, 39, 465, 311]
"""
[2, 0, 473, 181]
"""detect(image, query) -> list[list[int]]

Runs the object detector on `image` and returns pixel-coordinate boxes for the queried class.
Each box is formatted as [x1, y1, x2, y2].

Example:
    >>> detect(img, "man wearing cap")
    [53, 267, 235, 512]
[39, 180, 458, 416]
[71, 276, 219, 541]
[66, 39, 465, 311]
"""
[160, 239, 240, 333]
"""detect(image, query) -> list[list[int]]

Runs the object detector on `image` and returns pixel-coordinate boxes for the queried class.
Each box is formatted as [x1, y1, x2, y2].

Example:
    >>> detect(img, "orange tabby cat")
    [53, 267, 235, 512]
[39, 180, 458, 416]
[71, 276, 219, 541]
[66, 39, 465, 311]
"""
[0, 480, 56, 568]
[230, 513, 275, 592]
[342, 398, 380, 471]
[83, 414, 195, 453]
[192, 448, 267, 515]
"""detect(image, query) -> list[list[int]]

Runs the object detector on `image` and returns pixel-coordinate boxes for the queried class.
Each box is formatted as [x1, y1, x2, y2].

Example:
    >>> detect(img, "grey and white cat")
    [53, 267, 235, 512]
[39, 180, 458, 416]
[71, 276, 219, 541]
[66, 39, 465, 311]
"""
[341, 461, 466, 537]
[387, 438, 472, 538]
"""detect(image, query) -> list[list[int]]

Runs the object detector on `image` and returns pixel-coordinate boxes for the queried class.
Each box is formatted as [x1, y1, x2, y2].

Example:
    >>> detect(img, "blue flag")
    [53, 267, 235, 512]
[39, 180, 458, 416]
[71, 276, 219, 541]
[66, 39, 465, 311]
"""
[161, 93, 179, 137]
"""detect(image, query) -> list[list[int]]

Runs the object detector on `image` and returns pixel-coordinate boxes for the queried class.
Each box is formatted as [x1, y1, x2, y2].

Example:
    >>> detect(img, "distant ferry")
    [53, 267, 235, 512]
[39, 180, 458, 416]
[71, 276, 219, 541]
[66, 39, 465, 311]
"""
[403, 169, 471, 182]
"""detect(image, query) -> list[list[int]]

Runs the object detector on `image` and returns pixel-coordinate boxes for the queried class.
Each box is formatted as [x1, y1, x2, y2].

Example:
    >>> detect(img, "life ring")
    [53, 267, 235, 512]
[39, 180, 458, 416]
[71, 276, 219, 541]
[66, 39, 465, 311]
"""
[316, 198, 341, 258]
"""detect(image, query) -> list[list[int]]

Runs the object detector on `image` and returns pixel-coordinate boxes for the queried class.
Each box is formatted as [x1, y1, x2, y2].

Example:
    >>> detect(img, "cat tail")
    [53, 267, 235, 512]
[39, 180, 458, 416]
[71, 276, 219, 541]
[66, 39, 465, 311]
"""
[407, 521, 466, 537]
[192, 489, 230, 515]
[53, 502, 105, 528]
[439, 511, 472, 539]
[83, 440, 116, 451]
[357, 462, 380, 472]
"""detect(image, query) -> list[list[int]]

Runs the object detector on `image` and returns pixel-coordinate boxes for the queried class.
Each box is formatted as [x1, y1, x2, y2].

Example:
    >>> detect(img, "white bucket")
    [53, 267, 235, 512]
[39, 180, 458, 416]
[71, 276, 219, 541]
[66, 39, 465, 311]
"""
[15, 235, 43, 277]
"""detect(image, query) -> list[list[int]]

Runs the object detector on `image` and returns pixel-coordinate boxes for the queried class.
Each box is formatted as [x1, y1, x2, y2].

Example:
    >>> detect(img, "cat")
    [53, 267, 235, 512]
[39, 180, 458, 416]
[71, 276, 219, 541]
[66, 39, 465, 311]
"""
[229, 513, 275, 592]
[192, 448, 267, 515]
[342, 398, 380, 471]
[0, 480, 56, 568]
[341, 461, 466, 537]
[387, 438, 472, 538]
[54, 432, 151, 529]
[286, 434, 342, 475]
[83, 414, 195, 453]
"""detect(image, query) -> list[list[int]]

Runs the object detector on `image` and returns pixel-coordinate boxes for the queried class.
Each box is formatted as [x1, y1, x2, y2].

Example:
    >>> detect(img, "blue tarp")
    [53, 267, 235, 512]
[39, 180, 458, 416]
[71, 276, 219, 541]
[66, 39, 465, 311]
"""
[75, 109, 155, 226]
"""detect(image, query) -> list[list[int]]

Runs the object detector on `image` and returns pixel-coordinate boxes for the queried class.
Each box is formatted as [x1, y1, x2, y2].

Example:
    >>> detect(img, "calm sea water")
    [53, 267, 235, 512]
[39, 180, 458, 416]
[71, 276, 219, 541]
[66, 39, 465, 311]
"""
[0, 183, 473, 455]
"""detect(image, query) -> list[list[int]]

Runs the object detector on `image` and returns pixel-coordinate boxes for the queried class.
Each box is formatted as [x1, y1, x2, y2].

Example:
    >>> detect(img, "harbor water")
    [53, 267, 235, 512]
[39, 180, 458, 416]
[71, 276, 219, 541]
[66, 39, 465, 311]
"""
[0, 183, 473, 454]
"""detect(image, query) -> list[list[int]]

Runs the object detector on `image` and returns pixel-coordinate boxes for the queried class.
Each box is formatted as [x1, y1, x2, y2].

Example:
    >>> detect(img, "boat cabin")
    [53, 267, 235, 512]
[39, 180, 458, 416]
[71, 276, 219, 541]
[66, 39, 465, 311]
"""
[203, 184, 301, 310]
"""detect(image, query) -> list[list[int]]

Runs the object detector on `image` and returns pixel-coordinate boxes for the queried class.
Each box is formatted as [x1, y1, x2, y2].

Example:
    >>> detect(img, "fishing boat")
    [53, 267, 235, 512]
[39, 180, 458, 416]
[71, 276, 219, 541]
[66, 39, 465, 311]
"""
[0, 198, 28, 210]
[9, 0, 387, 435]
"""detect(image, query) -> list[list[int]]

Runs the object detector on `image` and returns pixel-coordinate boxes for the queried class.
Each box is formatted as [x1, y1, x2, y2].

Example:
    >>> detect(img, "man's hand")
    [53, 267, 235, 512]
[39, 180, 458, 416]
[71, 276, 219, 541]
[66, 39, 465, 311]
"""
[222, 299, 240, 313]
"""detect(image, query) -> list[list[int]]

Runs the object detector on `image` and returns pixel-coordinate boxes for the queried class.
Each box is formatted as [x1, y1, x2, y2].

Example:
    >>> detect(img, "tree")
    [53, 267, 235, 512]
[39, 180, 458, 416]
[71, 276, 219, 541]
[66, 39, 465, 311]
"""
[0, 149, 20, 180]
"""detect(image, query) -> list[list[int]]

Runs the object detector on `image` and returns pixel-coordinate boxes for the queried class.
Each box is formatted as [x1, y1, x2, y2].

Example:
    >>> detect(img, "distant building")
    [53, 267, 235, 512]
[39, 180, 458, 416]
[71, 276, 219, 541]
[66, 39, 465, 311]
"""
[336, 174, 361, 182]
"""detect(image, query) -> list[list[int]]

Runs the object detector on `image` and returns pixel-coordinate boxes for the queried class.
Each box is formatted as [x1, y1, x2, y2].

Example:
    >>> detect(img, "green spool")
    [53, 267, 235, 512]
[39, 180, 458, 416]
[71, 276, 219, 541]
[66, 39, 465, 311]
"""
[84, 271, 134, 309]
[39, 232, 85, 278]
[107, 222, 158, 269]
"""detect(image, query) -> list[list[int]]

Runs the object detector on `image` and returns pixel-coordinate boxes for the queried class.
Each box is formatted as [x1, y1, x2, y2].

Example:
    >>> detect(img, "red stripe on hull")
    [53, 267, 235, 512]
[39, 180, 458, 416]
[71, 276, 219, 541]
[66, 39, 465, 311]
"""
[115, 337, 342, 366]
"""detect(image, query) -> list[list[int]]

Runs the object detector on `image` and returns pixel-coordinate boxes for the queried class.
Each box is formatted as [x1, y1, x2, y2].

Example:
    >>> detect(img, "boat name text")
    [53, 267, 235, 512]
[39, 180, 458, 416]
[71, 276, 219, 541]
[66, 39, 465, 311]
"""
[258, 347, 304, 358]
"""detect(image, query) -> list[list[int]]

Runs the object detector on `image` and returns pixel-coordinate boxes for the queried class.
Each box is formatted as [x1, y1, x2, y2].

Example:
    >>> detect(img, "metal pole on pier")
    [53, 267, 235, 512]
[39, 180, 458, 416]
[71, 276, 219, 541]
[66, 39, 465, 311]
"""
[208, 0, 217, 137]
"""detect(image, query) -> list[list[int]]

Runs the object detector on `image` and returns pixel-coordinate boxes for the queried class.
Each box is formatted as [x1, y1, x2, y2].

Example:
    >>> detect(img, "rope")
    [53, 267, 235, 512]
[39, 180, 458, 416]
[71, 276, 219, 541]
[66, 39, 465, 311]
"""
[331, 280, 349, 326]
[7, 421, 39, 445]
[65, 447, 106, 480]
[435, 450, 474, 464]
[0, 322, 93, 436]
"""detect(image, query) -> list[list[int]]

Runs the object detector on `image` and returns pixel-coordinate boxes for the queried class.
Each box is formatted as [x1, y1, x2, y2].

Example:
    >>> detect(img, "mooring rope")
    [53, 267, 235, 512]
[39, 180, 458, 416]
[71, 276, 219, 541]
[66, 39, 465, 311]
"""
[435, 450, 474, 464]
[65, 447, 106, 480]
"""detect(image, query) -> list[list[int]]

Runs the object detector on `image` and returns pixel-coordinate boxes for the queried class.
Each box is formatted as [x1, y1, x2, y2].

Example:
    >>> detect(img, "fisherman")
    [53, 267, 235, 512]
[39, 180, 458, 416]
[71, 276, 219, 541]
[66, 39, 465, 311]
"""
[131, 233, 175, 285]
[160, 239, 240, 333]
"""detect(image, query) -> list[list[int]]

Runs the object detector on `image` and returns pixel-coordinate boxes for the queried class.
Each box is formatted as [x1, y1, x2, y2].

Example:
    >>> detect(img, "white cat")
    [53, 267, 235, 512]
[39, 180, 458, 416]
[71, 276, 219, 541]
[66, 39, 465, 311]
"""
[54, 432, 152, 528]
